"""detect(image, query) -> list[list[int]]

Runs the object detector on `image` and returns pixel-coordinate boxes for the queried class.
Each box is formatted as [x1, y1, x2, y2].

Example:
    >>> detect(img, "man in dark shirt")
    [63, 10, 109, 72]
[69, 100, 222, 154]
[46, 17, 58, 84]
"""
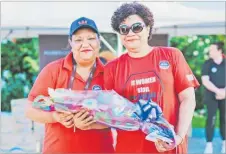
[201, 42, 225, 154]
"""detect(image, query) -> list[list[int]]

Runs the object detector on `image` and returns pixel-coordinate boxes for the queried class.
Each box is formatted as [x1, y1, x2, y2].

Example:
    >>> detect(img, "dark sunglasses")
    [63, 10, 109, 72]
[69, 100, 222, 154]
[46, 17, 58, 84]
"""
[119, 22, 145, 35]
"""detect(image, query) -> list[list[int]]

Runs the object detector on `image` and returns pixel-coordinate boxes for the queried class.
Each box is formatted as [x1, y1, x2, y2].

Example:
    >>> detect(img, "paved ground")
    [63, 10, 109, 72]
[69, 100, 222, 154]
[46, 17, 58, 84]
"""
[0, 112, 224, 153]
[188, 128, 222, 154]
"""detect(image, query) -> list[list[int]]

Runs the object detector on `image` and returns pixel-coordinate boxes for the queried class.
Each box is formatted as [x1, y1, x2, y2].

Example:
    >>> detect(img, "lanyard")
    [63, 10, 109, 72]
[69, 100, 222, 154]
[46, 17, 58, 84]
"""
[67, 56, 97, 90]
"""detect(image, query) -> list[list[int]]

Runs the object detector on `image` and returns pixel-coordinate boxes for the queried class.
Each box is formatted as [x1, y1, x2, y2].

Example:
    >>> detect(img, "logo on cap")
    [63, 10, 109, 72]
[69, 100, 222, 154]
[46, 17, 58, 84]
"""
[78, 20, 87, 25]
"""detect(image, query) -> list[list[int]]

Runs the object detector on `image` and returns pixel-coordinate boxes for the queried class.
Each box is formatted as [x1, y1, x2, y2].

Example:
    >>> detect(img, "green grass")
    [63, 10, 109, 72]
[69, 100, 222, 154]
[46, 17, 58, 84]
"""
[192, 111, 220, 128]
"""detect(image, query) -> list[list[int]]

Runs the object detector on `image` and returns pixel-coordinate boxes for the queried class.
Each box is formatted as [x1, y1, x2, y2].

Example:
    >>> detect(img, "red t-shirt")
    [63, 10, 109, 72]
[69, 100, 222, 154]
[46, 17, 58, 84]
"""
[104, 47, 200, 153]
[28, 52, 113, 153]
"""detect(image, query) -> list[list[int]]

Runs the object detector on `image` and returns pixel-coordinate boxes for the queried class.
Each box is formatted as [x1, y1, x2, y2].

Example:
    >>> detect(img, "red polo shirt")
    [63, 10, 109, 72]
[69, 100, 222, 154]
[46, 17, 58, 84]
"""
[28, 52, 113, 153]
[104, 47, 199, 153]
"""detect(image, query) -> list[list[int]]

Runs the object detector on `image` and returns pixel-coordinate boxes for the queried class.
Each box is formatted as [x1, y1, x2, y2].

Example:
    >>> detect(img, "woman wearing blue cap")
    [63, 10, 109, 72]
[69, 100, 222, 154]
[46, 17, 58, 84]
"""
[26, 17, 114, 153]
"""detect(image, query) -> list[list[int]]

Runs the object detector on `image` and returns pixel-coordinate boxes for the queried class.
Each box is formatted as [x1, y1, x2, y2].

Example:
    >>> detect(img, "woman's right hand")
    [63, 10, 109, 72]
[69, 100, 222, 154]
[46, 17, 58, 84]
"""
[73, 109, 96, 130]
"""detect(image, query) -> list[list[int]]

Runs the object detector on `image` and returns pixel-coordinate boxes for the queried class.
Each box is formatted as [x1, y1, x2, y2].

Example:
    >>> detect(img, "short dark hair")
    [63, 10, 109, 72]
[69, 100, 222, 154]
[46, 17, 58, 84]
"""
[111, 2, 154, 39]
[212, 42, 225, 53]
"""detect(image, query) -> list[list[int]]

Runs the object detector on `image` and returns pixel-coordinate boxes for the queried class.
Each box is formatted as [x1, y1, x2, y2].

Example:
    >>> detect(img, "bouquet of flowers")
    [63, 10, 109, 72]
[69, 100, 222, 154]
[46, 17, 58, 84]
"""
[32, 88, 176, 148]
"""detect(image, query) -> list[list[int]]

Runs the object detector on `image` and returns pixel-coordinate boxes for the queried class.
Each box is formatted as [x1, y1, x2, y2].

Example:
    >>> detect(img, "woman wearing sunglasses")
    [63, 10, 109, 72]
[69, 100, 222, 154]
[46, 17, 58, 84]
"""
[104, 2, 199, 153]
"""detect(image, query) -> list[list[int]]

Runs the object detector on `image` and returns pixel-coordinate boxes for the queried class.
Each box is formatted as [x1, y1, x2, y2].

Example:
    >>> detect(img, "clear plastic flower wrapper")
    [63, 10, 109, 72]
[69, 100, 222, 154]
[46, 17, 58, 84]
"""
[32, 88, 176, 148]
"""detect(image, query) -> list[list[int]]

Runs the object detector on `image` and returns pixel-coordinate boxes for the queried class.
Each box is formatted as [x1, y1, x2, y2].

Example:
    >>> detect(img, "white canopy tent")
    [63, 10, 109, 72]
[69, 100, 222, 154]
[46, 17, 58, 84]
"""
[1, 1, 225, 55]
[154, 21, 225, 37]
[1, 1, 225, 37]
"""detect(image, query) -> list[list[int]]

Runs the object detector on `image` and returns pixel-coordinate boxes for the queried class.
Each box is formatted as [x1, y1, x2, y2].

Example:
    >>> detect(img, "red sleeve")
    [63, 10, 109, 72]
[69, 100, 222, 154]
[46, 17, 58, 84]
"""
[172, 48, 200, 94]
[28, 64, 56, 102]
[104, 61, 115, 90]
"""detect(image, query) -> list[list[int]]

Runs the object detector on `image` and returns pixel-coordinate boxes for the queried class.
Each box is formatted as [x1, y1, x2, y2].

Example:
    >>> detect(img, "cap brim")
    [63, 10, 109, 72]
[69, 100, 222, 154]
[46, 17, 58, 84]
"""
[71, 25, 99, 36]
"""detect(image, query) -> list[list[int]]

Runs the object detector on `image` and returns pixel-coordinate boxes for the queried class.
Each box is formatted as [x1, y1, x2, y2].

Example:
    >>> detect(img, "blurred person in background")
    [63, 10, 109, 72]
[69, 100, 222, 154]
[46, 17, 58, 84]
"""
[202, 42, 225, 154]
[25, 17, 114, 153]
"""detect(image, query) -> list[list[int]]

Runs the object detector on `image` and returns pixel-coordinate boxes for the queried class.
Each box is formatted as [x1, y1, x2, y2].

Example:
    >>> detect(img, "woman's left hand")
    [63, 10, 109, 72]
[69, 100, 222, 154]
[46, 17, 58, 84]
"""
[155, 135, 183, 152]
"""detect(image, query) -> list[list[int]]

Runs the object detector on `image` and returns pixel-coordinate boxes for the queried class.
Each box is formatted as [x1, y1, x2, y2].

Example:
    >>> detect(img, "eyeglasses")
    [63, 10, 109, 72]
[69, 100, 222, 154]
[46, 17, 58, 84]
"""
[119, 22, 145, 35]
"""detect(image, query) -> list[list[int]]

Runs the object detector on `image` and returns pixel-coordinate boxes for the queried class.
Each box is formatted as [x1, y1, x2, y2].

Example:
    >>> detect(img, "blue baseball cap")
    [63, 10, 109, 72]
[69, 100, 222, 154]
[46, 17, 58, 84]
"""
[69, 17, 99, 37]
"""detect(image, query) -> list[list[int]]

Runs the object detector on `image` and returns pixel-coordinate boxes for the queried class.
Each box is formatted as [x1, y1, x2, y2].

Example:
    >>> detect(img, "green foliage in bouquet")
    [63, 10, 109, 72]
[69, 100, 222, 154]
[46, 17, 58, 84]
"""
[1, 38, 39, 111]
[170, 35, 225, 110]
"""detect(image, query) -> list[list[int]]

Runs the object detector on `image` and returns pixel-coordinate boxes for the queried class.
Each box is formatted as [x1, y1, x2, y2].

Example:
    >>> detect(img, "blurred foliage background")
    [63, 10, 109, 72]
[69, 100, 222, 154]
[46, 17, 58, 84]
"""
[1, 38, 39, 111]
[1, 35, 225, 114]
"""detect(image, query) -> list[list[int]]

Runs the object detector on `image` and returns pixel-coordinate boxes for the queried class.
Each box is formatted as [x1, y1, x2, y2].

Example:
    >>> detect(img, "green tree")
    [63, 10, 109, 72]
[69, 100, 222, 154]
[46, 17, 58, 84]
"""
[1, 38, 39, 111]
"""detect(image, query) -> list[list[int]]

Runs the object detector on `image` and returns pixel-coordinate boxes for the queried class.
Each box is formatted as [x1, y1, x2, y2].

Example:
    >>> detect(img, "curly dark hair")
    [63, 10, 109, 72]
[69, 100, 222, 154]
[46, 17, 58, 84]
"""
[111, 2, 154, 39]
